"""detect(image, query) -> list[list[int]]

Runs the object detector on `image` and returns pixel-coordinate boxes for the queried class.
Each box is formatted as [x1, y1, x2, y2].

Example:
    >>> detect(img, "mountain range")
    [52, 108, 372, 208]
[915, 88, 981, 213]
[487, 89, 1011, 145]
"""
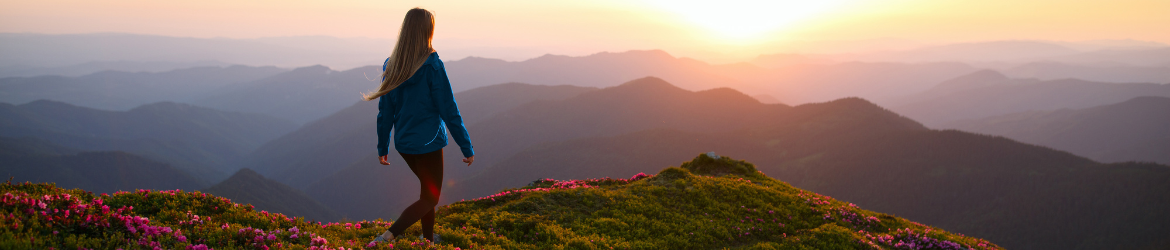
[1001, 61, 1170, 83]
[0, 100, 297, 181]
[4, 34, 1170, 249]
[947, 96, 1170, 165]
[203, 168, 341, 222]
[6, 47, 1168, 127]
[244, 77, 1169, 249]
[248, 83, 597, 189]
[0, 65, 285, 111]
[0, 136, 204, 194]
[190, 65, 383, 124]
[892, 70, 1170, 126]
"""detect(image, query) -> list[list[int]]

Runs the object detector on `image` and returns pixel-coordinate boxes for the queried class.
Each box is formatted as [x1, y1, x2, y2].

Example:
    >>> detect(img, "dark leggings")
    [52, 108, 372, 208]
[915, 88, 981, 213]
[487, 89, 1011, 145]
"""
[387, 148, 443, 241]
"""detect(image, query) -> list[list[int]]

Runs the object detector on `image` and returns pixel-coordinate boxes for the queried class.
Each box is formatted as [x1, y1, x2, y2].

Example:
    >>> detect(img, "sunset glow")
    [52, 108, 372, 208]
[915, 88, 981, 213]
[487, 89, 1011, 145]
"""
[643, 0, 850, 42]
[0, 0, 1168, 62]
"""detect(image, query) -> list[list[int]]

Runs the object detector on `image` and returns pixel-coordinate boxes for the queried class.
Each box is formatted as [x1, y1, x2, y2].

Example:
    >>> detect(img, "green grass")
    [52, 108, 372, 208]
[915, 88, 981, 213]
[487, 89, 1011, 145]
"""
[0, 154, 1000, 249]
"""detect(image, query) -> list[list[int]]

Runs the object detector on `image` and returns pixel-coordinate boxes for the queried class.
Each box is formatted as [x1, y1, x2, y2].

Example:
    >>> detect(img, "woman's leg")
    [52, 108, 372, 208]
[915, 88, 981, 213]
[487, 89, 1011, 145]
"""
[421, 208, 435, 240]
[387, 149, 443, 240]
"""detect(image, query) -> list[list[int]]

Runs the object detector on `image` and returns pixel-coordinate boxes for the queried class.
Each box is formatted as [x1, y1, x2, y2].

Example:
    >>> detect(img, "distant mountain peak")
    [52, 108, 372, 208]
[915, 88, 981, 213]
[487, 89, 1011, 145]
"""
[608, 49, 674, 58]
[614, 76, 674, 88]
[925, 69, 1012, 94]
[289, 65, 332, 74]
[20, 99, 76, 108]
[605, 76, 688, 94]
[528, 49, 677, 63]
[942, 70, 1008, 85]
[796, 97, 927, 130]
[1122, 95, 1170, 103]
[130, 101, 187, 110]
[224, 168, 264, 181]
[816, 97, 890, 112]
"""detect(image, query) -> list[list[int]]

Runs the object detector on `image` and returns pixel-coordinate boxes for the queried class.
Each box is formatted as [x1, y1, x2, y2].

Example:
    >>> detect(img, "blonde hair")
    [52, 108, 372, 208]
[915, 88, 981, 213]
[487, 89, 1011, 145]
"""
[363, 8, 436, 101]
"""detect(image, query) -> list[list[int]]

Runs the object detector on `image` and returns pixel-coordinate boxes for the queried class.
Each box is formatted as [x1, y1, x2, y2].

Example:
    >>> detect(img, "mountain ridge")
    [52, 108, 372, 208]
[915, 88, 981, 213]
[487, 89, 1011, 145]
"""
[204, 168, 341, 222]
[947, 96, 1170, 164]
[0, 100, 297, 182]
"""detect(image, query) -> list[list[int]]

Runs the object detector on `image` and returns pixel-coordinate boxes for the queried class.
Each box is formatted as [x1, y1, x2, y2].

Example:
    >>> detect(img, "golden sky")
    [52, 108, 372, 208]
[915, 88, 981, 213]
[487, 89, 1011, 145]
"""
[2, 0, 1168, 62]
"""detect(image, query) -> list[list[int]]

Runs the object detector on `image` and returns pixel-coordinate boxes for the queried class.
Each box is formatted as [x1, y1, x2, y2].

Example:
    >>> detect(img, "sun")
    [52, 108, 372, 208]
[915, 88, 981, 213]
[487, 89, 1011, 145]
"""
[644, 0, 849, 42]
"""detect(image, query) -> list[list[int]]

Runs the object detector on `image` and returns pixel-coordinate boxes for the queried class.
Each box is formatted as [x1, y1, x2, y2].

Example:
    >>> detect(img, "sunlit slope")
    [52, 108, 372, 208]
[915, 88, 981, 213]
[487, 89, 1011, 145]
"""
[435, 154, 998, 249]
[0, 154, 1000, 249]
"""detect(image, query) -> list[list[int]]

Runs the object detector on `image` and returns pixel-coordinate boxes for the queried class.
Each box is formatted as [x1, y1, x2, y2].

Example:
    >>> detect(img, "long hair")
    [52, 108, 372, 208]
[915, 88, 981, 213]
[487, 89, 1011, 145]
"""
[363, 8, 435, 101]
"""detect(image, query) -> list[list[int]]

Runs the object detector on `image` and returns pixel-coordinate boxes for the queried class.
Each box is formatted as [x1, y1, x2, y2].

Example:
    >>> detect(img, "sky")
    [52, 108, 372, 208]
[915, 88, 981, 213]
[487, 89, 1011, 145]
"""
[2, 0, 1168, 62]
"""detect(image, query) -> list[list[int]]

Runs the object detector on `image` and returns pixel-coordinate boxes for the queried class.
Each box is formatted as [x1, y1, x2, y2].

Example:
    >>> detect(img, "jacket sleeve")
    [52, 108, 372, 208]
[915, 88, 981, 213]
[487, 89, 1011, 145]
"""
[376, 96, 395, 156]
[376, 58, 395, 156]
[428, 63, 475, 157]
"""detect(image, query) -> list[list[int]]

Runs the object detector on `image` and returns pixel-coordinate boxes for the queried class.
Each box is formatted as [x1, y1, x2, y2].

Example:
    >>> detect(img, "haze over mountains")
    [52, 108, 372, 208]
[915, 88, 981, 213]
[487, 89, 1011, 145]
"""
[948, 96, 1170, 165]
[236, 77, 1167, 249]
[892, 70, 1170, 126]
[4, 34, 1168, 123]
[0, 100, 296, 181]
[0, 65, 285, 111]
[3, 33, 1170, 249]
[0, 136, 204, 194]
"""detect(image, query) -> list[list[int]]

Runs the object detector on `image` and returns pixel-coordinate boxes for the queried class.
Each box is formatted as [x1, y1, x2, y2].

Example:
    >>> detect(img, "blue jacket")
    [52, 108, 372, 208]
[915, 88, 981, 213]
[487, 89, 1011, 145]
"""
[377, 52, 474, 157]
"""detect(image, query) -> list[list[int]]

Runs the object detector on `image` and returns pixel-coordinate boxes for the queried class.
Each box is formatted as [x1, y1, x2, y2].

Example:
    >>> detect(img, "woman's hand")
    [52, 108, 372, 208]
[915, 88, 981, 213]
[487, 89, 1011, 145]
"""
[463, 156, 475, 166]
[379, 155, 390, 165]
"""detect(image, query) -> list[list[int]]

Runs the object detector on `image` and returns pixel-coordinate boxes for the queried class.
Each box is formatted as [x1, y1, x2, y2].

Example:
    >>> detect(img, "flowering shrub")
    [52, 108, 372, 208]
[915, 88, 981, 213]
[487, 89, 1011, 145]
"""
[0, 181, 439, 249]
[1, 154, 1001, 249]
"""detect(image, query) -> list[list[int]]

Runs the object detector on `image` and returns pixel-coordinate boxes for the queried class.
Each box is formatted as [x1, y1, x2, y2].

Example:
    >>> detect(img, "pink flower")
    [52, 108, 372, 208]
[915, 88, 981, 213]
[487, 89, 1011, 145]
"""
[267, 234, 276, 241]
[367, 241, 377, 248]
[311, 236, 328, 246]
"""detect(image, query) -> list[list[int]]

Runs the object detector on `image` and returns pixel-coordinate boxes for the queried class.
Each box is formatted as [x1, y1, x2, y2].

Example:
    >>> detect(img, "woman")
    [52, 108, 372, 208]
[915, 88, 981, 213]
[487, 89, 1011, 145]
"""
[366, 8, 474, 244]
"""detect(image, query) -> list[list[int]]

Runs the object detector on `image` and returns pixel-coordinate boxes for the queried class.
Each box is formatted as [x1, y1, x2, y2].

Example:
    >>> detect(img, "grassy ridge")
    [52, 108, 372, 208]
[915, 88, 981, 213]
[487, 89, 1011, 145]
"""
[0, 154, 1000, 249]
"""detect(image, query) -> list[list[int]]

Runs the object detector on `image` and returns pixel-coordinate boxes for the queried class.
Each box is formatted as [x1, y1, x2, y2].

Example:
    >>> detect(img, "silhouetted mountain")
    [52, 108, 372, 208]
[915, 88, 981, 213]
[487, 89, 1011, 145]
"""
[192, 65, 383, 124]
[852, 41, 1082, 63]
[0, 60, 230, 78]
[0, 100, 297, 182]
[0, 136, 78, 157]
[0, 65, 285, 110]
[249, 83, 597, 189]
[452, 105, 1170, 249]
[893, 72, 1170, 126]
[0, 137, 204, 194]
[451, 95, 924, 202]
[287, 78, 1168, 249]
[1048, 47, 1170, 66]
[948, 96, 1170, 164]
[446, 50, 980, 105]
[303, 78, 926, 221]
[1002, 61, 1170, 84]
[745, 62, 978, 105]
[452, 82, 599, 124]
[445, 50, 747, 92]
[928, 69, 1011, 93]
[0, 33, 388, 69]
[752, 94, 783, 104]
[204, 169, 340, 222]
